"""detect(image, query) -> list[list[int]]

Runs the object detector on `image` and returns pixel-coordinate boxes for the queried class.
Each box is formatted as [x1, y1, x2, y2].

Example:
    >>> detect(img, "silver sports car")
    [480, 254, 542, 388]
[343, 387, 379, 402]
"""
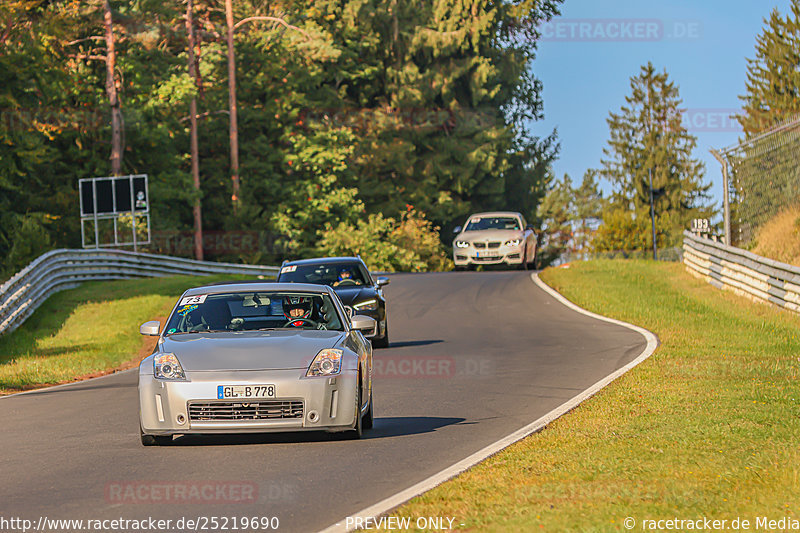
[138, 282, 376, 445]
[452, 211, 537, 270]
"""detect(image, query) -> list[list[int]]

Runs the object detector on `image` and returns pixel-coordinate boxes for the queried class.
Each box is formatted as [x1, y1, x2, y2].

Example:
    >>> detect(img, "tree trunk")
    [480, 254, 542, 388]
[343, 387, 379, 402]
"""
[102, 0, 123, 176]
[225, 0, 240, 211]
[186, 0, 203, 261]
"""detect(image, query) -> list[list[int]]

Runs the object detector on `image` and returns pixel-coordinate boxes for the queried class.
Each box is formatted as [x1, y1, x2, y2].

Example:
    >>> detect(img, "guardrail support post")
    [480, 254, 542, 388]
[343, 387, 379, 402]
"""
[710, 149, 731, 246]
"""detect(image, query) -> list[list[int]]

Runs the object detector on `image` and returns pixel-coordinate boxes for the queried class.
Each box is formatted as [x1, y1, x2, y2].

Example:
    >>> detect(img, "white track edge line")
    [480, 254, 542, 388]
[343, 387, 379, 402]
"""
[1, 367, 136, 399]
[318, 272, 659, 533]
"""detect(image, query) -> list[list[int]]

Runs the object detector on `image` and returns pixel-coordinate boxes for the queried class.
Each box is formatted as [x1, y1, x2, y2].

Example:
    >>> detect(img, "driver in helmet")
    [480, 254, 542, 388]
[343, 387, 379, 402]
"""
[283, 295, 314, 327]
[333, 267, 362, 287]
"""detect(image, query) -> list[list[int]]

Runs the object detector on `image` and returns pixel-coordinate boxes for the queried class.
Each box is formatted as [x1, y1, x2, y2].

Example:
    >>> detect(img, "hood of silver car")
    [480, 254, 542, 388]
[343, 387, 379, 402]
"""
[456, 229, 523, 242]
[160, 330, 345, 371]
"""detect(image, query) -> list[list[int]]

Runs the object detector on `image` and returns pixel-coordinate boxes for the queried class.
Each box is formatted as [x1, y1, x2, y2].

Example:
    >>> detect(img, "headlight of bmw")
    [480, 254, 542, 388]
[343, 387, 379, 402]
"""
[353, 299, 378, 311]
[154, 352, 187, 380]
[455, 240, 470, 248]
[306, 348, 343, 377]
[504, 239, 521, 247]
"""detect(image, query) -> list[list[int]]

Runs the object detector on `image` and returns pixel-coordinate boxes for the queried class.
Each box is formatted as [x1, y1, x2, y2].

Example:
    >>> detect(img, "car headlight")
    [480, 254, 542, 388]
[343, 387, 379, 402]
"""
[154, 353, 186, 380]
[455, 240, 470, 248]
[504, 239, 521, 247]
[306, 349, 343, 377]
[353, 299, 378, 311]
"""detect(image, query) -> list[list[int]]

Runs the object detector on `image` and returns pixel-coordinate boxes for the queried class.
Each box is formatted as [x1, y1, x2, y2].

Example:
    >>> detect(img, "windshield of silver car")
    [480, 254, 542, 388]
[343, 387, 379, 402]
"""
[465, 216, 521, 231]
[164, 291, 344, 334]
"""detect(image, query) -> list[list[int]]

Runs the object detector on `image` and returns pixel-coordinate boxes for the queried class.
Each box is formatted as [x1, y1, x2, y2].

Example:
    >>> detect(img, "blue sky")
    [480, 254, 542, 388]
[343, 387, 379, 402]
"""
[528, 0, 792, 220]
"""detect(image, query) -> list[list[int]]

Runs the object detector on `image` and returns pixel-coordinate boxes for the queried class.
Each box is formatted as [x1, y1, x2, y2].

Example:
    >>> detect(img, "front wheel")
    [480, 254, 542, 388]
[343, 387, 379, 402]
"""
[372, 323, 389, 349]
[342, 381, 363, 440]
[362, 390, 373, 429]
[140, 427, 172, 446]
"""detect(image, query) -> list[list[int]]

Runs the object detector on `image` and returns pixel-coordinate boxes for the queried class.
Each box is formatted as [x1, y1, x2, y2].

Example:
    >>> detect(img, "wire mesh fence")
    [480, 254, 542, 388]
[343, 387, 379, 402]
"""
[718, 115, 800, 248]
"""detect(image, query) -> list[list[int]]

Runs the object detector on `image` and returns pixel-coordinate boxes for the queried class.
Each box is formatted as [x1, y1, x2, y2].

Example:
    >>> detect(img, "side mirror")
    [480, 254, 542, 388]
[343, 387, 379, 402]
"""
[140, 320, 160, 336]
[526, 224, 535, 231]
[376, 276, 390, 287]
[453, 226, 462, 234]
[351, 315, 377, 337]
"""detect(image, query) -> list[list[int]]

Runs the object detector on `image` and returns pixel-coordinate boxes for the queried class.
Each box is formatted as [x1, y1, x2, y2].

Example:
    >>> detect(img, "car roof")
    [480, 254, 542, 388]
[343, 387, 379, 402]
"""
[467, 211, 523, 218]
[282, 257, 365, 267]
[182, 282, 334, 296]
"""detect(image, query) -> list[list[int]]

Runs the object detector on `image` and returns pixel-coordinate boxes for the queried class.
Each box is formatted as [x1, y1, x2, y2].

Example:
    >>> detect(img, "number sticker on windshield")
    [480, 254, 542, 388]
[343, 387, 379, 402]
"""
[180, 294, 207, 306]
[281, 265, 297, 274]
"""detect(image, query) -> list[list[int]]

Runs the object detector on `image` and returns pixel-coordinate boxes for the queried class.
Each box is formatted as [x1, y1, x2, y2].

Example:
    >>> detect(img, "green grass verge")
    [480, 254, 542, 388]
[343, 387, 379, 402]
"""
[0, 275, 247, 392]
[392, 260, 800, 531]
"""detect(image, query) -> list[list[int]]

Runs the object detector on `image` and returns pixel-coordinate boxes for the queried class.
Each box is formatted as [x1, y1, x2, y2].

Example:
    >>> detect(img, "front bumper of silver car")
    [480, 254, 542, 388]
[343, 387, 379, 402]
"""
[453, 244, 524, 266]
[138, 368, 358, 435]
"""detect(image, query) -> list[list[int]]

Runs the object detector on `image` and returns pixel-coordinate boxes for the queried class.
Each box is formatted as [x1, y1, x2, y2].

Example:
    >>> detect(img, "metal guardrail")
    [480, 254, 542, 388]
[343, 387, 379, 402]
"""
[0, 249, 279, 337]
[682, 231, 800, 313]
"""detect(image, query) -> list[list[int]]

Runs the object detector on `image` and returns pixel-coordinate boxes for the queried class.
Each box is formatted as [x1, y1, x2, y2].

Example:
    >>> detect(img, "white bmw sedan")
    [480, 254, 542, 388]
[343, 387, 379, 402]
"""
[452, 211, 537, 270]
[138, 282, 375, 445]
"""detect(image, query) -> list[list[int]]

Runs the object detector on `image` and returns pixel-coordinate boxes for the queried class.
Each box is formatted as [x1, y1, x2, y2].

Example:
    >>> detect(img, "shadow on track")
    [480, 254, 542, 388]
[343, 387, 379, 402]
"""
[385, 340, 444, 348]
[168, 416, 466, 447]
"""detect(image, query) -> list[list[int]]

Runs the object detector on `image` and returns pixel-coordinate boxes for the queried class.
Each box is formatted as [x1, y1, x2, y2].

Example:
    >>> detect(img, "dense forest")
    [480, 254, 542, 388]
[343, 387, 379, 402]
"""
[0, 0, 563, 273]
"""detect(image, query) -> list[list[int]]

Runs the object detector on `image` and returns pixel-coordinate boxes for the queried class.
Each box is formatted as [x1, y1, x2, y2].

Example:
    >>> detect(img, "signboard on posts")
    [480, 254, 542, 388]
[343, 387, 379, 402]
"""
[79, 174, 151, 250]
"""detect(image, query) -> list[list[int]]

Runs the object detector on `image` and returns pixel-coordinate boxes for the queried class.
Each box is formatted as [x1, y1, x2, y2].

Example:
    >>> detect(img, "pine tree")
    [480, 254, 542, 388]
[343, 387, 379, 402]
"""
[572, 169, 604, 256]
[596, 62, 712, 249]
[739, 1, 800, 137]
[536, 172, 574, 267]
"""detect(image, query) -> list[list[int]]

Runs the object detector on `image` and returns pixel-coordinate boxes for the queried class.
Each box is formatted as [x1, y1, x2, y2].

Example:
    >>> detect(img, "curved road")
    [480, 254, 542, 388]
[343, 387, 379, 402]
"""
[0, 271, 646, 532]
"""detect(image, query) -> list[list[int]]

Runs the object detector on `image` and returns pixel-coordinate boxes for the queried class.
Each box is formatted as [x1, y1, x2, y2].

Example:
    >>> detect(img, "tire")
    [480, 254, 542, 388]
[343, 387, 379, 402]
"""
[372, 322, 389, 349]
[342, 379, 363, 440]
[140, 427, 171, 446]
[362, 390, 373, 430]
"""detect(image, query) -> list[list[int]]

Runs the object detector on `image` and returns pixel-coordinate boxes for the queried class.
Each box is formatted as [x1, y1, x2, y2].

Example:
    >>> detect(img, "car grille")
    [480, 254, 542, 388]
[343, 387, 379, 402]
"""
[473, 242, 487, 249]
[472, 242, 501, 249]
[188, 400, 304, 421]
[487, 242, 501, 249]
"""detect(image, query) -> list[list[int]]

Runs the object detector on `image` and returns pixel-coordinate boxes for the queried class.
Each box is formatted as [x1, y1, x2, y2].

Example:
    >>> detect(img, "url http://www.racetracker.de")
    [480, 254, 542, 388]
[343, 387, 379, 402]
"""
[0, 516, 281, 532]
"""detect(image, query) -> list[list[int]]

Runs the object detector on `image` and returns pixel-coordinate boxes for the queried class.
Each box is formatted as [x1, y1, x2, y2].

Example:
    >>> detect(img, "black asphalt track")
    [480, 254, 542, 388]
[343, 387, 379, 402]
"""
[0, 271, 646, 532]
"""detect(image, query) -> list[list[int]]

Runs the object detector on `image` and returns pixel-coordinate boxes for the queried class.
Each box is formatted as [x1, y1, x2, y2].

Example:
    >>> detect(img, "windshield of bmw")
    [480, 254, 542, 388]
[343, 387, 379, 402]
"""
[465, 216, 521, 231]
[278, 263, 368, 287]
[164, 291, 344, 334]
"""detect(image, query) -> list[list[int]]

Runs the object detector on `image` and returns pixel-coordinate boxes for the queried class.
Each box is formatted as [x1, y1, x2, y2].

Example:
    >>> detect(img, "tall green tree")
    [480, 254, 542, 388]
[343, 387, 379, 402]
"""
[536, 172, 573, 267]
[572, 169, 604, 255]
[594, 62, 712, 250]
[738, 0, 800, 137]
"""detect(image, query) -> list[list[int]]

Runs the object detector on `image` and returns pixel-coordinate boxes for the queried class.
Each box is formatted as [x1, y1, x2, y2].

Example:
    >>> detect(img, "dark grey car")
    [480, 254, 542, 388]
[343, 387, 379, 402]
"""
[277, 257, 390, 348]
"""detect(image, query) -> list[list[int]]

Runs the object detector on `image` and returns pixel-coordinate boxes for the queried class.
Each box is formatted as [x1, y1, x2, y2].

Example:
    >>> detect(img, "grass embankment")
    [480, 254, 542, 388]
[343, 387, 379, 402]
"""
[0, 275, 242, 393]
[392, 260, 800, 531]
[752, 204, 800, 266]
